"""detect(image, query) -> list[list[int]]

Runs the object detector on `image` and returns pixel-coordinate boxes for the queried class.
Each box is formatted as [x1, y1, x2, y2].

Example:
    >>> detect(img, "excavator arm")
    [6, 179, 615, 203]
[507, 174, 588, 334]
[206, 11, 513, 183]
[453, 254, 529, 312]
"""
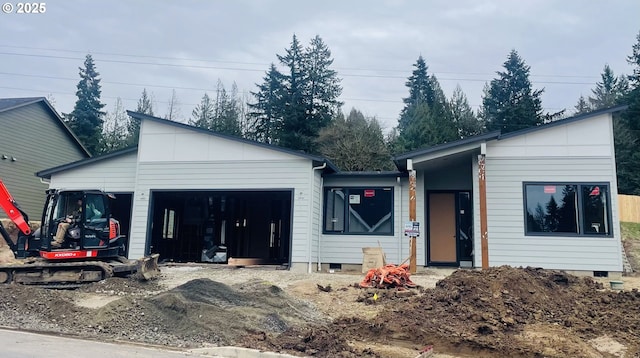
[0, 179, 32, 236]
[0, 179, 33, 254]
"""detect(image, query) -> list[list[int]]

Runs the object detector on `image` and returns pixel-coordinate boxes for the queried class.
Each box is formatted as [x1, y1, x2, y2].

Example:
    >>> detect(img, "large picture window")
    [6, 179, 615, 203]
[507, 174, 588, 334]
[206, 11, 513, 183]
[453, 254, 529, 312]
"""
[523, 183, 611, 236]
[324, 187, 393, 235]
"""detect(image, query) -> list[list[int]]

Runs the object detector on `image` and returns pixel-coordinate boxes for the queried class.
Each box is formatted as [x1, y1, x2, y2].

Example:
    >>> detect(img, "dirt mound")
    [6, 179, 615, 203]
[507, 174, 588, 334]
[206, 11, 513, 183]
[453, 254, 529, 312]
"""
[256, 266, 640, 358]
[88, 278, 328, 347]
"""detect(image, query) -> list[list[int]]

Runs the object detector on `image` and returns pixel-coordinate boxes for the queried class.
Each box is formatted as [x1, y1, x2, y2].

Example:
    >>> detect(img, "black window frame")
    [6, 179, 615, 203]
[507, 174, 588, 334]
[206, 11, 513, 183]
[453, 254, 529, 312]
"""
[522, 182, 613, 237]
[323, 186, 394, 236]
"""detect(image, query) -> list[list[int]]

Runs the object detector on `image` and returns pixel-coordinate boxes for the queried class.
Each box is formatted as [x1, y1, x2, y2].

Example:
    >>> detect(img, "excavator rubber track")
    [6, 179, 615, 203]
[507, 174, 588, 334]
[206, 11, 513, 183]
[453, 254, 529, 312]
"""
[0, 254, 159, 286]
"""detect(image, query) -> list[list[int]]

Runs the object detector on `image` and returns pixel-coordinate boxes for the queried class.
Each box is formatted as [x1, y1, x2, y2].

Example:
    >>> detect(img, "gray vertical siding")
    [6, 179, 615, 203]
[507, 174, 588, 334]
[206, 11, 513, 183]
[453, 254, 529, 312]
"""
[485, 157, 621, 271]
[0, 102, 87, 218]
[320, 176, 406, 265]
[483, 113, 622, 272]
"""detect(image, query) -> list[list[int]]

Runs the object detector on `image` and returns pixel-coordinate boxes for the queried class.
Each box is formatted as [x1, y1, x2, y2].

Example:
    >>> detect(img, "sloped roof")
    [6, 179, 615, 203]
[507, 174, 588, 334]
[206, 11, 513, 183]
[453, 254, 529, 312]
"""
[37, 112, 341, 179]
[0, 97, 91, 156]
[37, 146, 138, 179]
[393, 104, 628, 167]
[127, 111, 339, 172]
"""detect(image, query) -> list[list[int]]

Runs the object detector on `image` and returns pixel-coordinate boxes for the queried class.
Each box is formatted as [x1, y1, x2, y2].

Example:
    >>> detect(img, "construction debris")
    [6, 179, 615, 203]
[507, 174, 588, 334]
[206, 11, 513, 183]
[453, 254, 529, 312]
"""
[359, 263, 417, 289]
[316, 284, 332, 292]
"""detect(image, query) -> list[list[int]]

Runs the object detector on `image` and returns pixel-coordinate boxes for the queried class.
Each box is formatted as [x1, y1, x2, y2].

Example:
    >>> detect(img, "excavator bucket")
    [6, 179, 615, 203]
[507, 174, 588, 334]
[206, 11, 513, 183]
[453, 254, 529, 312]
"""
[137, 253, 160, 280]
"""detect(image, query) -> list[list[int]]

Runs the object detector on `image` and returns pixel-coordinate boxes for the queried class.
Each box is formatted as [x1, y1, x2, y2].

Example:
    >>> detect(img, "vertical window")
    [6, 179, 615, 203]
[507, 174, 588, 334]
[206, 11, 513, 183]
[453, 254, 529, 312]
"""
[523, 183, 611, 236]
[324, 187, 393, 235]
[163, 208, 176, 239]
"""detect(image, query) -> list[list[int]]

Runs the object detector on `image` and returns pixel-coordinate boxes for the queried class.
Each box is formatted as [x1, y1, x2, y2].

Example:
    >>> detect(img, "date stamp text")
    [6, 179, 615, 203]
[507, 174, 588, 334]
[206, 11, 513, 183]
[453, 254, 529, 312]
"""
[2, 2, 46, 14]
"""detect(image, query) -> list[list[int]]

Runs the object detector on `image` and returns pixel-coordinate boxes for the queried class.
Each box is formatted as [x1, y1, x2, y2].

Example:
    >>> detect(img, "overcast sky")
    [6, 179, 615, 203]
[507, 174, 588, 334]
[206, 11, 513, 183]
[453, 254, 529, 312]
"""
[1, 0, 638, 131]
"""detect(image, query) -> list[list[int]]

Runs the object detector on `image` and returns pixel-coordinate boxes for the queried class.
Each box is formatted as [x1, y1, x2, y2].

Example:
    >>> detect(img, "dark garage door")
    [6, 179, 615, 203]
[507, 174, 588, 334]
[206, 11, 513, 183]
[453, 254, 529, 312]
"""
[148, 190, 292, 265]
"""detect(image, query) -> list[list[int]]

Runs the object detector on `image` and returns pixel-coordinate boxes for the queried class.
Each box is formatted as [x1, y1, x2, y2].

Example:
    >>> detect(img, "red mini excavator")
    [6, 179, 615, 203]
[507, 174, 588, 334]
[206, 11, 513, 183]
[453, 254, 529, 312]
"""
[0, 178, 158, 286]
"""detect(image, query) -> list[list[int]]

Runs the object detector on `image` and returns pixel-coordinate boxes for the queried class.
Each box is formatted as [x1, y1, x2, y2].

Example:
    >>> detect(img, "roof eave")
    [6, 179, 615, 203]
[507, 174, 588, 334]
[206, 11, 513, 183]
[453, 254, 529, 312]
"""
[36, 146, 138, 179]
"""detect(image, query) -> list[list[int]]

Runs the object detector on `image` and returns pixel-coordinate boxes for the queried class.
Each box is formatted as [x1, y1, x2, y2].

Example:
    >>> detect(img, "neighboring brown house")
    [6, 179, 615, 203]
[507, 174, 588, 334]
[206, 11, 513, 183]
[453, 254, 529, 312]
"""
[0, 97, 89, 219]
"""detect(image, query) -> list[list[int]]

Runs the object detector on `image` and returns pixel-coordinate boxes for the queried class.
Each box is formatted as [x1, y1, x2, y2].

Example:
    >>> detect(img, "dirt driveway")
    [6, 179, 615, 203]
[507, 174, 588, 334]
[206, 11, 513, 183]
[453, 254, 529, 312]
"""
[1, 264, 639, 358]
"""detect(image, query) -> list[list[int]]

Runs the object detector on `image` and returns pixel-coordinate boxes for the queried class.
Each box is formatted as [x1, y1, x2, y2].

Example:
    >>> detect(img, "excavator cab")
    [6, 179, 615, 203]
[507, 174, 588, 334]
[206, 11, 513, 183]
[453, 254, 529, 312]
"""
[38, 190, 126, 256]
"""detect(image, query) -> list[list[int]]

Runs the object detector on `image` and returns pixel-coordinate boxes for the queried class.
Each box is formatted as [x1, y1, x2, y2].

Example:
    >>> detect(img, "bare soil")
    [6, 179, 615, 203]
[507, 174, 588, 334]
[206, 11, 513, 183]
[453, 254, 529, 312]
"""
[0, 264, 639, 358]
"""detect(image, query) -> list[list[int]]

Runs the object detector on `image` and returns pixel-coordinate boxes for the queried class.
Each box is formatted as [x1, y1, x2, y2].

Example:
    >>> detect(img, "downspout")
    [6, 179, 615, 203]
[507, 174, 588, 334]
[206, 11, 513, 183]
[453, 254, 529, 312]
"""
[308, 162, 327, 273]
[317, 167, 326, 272]
[397, 175, 402, 264]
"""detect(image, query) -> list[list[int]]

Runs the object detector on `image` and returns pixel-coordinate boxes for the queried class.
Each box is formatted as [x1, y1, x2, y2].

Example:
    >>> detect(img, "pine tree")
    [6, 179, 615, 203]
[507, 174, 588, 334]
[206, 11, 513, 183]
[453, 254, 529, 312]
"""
[482, 50, 545, 133]
[249, 35, 342, 151]
[617, 30, 640, 194]
[248, 64, 284, 143]
[393, 56, 456, 152]
[101, 98, 129, 153]
[190, 93, 215, 129]
[278, 35, 342, 153]
[65, 54, 106, 155]
[588, 65, 629, 109]
[450, 85, 483, 138]
[574, 95, 592, 115]
[317, 108, 393, 171]
[210, 81, 242, 136]
[126, 88, 155, 146]
[304, 35, 343, 130]
[276, 35, 309, 151]
[628, 30, 640, 87]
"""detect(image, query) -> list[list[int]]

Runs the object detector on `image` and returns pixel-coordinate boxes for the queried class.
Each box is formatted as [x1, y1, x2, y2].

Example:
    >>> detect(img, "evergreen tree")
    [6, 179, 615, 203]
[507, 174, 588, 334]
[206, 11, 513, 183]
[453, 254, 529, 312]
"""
[450, 85, 484, 138]
[249, 34, 342, 152]
[248, 64, 285, 144]
[304, 35, 343, 130]
[544, 196, 560, 232]
[101, 98, 129, 153]
[65, 54, 106, 155]
[277, 34, 310, 151]
[574, 95, 592, 115]
[393, 56, 456, 152]
[317, 108, 393, 171]
[617, 30, 640, 195]
[481, 50, 545, 133]
[628, 30, 640, 87]
[126, 88, 155, 146]
[211, 81, 242, 136]
[190, 93, 215, 129]
[588, 64, 629, 109]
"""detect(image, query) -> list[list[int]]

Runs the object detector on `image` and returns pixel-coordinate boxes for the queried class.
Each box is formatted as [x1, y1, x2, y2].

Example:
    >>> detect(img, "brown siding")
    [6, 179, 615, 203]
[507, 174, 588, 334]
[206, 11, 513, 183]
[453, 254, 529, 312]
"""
[0, 102, 88, 218]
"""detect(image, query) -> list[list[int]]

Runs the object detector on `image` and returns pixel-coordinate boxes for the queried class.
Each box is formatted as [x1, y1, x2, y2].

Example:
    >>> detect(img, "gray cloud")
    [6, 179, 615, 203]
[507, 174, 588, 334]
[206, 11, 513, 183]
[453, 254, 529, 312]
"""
[0, 0, 638, 130]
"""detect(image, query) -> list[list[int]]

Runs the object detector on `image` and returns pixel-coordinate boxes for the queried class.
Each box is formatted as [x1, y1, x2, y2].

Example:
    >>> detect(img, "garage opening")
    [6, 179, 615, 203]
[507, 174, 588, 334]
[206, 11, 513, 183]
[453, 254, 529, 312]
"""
[149, 190, 292, 266]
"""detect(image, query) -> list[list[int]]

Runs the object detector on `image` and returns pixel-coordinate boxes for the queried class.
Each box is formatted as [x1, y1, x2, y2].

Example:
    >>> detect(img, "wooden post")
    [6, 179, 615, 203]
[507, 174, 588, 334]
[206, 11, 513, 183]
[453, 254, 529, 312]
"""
[478, 154, 489, 269]
[408, 167, 417, 274]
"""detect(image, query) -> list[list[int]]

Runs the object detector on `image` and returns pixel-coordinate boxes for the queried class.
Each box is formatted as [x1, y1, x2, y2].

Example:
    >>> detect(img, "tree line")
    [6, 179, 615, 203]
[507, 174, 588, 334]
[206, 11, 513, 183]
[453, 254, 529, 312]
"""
[62, 32, 640, 194]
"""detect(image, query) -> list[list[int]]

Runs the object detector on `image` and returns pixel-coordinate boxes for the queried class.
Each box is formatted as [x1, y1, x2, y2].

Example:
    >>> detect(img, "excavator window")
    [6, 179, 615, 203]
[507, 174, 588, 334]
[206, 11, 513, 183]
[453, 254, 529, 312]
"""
[84, 194, 107, 223]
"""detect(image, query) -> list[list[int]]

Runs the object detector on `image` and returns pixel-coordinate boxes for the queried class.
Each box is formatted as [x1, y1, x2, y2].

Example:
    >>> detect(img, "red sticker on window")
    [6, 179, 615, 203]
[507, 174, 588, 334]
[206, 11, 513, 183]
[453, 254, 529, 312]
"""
[590, 186, 600, 196]
[364, 189, 375, 197]
[544, 186, 556, 194]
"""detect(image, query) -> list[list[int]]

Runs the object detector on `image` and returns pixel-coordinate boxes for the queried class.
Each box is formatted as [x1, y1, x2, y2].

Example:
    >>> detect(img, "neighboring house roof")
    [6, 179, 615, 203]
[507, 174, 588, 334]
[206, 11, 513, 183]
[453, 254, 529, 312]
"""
[37, 146, 138, 179]
[394, 104, 629, 170]
[126, 111, 339, 172]
[0, 97, 91, 157]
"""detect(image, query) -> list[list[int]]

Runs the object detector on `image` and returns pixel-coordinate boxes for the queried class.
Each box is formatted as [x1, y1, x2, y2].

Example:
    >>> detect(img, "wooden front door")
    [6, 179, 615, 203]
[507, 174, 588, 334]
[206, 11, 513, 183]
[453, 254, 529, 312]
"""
[428, 192, 457, 264]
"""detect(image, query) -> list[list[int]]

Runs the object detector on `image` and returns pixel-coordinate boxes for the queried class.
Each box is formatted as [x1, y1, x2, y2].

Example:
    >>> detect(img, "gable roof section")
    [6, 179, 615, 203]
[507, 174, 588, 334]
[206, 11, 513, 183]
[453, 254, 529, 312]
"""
[36, 146, 138, 179]
[393, 104, 628, 170]
[496, 104, 628, 140]
[0, 97, 91, 156]
[127, 111, 339, 172]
